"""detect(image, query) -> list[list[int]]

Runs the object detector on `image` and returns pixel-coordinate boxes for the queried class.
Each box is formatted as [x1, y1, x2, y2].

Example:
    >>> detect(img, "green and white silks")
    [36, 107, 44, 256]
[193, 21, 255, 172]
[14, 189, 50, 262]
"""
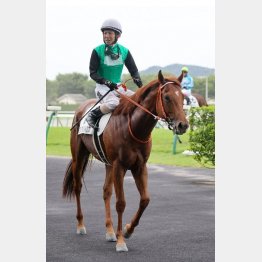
[95, 44, 128, 83]
[94, 43, 134, 111]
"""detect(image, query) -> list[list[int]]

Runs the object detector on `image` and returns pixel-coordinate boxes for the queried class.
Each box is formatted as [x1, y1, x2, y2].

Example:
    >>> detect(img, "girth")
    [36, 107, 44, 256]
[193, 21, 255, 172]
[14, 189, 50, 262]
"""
[92, 123, 111, 166]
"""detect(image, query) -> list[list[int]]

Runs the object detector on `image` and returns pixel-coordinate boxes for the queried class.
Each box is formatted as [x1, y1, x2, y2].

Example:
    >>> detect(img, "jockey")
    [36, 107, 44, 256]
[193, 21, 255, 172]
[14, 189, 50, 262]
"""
[87, 18, 143, 129]
[181, 66, 194, 105]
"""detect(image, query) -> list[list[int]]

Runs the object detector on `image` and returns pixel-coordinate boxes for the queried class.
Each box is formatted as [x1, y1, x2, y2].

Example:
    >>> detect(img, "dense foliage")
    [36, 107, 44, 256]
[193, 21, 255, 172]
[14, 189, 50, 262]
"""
[46, 72, 95, 105]
[188, 106, 215, 166]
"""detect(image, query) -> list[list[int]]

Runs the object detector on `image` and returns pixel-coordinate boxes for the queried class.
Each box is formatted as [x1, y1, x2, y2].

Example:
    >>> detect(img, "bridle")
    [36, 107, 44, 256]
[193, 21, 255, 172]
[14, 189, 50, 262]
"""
[115, 81, 179, 143]
[155, 81, 178, 130]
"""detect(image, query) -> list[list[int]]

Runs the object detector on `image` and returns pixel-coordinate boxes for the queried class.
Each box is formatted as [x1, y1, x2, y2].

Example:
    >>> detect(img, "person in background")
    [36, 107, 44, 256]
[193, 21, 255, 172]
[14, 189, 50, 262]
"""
[181, 66, 194, 105]
[87, 18, 143, 129]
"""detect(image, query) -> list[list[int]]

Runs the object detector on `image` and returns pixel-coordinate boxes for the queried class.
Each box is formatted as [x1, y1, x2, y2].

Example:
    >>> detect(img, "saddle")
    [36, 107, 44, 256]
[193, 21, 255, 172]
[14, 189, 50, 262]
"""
[78, 105, 112, 165]
[78, 105, 112, 135]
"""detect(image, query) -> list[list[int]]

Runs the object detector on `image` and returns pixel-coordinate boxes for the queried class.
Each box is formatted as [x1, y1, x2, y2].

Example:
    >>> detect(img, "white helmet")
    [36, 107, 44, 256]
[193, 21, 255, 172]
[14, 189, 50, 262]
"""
[101, 19, 122, 35]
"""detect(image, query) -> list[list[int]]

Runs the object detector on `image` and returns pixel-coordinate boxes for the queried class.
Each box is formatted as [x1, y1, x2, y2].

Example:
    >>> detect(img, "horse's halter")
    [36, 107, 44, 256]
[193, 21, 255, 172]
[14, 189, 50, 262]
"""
[155, 81, 179, 130]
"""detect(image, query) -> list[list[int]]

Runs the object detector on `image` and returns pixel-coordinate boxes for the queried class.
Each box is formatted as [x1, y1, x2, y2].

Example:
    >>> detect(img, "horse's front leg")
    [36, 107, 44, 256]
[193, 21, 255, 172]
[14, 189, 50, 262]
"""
[113, 162, 128, 252]
[103, 165, 117, 242]
[124, 164, 150, 239]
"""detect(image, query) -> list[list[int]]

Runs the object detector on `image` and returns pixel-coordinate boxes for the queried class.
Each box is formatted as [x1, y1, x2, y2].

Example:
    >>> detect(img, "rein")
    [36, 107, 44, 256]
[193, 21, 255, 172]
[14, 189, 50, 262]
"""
[114, 89, 162, 121]
[128, 114, 152, 144]
[116, 81, 175, 143]
[115, 81, 174, 121]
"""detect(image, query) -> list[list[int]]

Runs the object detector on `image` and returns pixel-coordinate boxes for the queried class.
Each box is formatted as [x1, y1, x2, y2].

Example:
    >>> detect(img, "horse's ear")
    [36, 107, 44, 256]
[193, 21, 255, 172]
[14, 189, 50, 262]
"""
[177, 72, 183, 83]
[158, 70, 165, 84]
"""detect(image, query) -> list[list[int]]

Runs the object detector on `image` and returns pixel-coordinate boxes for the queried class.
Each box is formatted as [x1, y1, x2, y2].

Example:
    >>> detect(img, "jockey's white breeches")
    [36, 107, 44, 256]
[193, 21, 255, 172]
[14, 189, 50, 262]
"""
[181, 88, 192, 97]
[95, 83, 134, 111]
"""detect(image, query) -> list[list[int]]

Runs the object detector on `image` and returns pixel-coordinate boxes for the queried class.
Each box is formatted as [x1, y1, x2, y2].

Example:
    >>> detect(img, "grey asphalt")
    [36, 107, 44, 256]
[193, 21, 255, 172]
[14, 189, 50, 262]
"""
[47, 156, 215, 262]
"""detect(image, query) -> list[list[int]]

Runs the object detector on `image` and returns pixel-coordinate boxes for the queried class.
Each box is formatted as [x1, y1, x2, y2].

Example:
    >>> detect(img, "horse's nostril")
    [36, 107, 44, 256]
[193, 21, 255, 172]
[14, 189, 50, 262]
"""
[178, 122, 189, 130]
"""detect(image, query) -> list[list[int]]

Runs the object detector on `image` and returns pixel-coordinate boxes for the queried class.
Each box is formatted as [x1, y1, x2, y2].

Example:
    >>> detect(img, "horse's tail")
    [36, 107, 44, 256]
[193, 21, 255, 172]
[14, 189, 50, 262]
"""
[62, 160, 74, 199]
[62, 155, 91, 199]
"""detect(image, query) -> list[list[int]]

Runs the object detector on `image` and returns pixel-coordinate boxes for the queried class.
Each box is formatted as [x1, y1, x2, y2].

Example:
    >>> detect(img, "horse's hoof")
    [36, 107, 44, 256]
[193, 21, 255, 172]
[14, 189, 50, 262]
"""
[116, 243, 128, 252]
[106, 232, 117, 242]
[123, 225, 132, 239]
[76, 226, 86, 235]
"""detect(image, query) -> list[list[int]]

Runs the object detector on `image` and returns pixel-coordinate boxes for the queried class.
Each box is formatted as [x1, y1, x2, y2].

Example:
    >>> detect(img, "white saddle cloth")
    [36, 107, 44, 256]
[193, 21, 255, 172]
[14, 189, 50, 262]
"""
[78, 105, 112, 136]
[183, 95, 199, 107]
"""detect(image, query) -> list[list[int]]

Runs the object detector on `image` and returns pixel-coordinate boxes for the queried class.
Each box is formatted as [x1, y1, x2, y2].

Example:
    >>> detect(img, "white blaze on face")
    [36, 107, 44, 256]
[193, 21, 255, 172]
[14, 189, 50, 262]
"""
[175, 91, 180, 97]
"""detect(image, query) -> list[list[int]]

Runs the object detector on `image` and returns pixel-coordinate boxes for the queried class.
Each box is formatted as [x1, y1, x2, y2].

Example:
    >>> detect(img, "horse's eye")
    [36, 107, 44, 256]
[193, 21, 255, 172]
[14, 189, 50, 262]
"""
[164, 95, 170, 102]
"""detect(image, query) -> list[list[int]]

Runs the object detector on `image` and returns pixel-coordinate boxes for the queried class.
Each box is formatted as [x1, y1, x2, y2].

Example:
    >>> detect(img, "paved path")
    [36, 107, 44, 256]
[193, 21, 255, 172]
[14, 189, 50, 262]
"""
[47, 156, 215, 262]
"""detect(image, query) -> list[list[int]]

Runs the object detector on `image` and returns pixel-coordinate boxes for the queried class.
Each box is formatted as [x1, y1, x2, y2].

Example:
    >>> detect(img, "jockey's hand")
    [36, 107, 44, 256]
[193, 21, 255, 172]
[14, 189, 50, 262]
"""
[133, 78, 143, 88]
[104, 80, 118, 91]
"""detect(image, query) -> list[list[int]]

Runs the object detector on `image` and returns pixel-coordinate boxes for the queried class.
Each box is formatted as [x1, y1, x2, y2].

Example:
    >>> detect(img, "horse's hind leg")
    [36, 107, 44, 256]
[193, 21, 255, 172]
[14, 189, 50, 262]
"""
[103, 165, 117, 242]
[113, 162, 128, 252]
[72, 139, 90, 235]
[124, 164, 150, 239]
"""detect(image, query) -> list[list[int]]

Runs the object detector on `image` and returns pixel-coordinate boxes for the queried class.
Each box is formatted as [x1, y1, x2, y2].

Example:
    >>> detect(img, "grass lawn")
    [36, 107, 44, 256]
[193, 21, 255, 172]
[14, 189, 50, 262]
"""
[46, 127, 212, 168]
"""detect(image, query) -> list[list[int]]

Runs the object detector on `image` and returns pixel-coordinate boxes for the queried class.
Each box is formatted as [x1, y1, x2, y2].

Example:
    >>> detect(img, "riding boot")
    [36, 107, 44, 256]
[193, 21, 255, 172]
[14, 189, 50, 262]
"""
[185, 96, 191, 105]
[86, 106, 104, 129]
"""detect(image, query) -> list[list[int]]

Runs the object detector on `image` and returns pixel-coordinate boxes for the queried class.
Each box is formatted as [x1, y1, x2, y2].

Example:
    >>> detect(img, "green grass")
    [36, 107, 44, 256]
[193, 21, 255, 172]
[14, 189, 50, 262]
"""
[46, 127, 212, 168]
[46, 127, 71, 156]
[149, 128, 204, 167]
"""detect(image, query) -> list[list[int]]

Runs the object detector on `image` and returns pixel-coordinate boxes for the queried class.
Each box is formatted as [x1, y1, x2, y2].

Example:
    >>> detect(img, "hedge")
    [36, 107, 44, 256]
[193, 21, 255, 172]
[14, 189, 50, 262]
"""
[188, 105, 215, 166]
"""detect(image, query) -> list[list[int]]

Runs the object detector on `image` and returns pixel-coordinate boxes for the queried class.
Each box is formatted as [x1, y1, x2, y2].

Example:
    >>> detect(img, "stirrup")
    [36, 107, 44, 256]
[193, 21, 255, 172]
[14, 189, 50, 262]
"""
[86, 117, 98, 129]
[86, 107, 104, 129]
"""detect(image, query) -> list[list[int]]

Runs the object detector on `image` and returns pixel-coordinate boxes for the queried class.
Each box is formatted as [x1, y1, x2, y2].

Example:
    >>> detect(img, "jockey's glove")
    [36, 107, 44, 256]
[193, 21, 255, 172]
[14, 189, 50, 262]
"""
[104, 80, 118, 91]
[133, 78, 143, 88]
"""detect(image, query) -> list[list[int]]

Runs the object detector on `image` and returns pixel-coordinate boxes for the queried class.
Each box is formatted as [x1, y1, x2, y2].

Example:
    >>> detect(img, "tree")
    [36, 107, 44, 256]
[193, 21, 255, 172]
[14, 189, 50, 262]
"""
[83, 80, 96, 98]
[46, 72, 95, 105]
[46, 79, 58, 105]
[193, 75, 215, 99]
[55, 72, 89, 96]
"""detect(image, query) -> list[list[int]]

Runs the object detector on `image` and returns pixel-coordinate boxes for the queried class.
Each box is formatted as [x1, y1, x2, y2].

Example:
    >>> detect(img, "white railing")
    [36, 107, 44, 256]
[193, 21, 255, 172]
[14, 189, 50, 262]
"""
[46, 110, 75, 127]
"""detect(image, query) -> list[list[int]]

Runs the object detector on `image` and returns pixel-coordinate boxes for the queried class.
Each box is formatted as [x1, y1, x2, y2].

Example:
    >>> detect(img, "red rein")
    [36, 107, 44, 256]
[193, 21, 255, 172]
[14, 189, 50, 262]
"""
[116, 82, 173, 144]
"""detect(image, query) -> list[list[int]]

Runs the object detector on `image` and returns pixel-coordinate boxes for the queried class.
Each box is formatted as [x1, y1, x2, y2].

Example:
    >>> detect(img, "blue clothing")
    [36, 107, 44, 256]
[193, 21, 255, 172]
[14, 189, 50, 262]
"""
[181, 74, 194, 90]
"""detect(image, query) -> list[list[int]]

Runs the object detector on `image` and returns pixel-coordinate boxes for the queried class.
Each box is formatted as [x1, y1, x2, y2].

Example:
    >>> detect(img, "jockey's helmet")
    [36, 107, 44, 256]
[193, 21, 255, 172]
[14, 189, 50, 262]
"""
[101, 19, 122, 35]
[181, 66, 189, 72]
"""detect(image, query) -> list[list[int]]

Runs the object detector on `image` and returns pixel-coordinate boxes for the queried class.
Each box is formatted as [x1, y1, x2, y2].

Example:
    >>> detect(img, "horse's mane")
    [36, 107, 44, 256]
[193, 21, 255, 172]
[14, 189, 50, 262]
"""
[113, 79, 159, 115]
[113, 75, 181, 116]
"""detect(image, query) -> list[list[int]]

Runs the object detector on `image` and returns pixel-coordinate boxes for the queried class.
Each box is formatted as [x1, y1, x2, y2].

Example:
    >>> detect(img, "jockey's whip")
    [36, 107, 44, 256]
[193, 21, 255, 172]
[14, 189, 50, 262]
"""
[70, 89, 112, 131]
[70, 80, 131, 131]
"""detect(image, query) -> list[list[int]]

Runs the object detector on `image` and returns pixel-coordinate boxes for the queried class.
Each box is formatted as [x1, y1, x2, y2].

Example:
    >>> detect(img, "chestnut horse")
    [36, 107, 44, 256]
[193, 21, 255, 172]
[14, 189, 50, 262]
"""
[63, 71, 188, 252]
[192, 93, 208, 107]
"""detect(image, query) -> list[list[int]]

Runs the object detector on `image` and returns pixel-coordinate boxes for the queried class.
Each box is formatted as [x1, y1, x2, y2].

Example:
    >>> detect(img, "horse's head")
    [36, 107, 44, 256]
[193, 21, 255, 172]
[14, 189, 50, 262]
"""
[156, 70, 189, 135]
